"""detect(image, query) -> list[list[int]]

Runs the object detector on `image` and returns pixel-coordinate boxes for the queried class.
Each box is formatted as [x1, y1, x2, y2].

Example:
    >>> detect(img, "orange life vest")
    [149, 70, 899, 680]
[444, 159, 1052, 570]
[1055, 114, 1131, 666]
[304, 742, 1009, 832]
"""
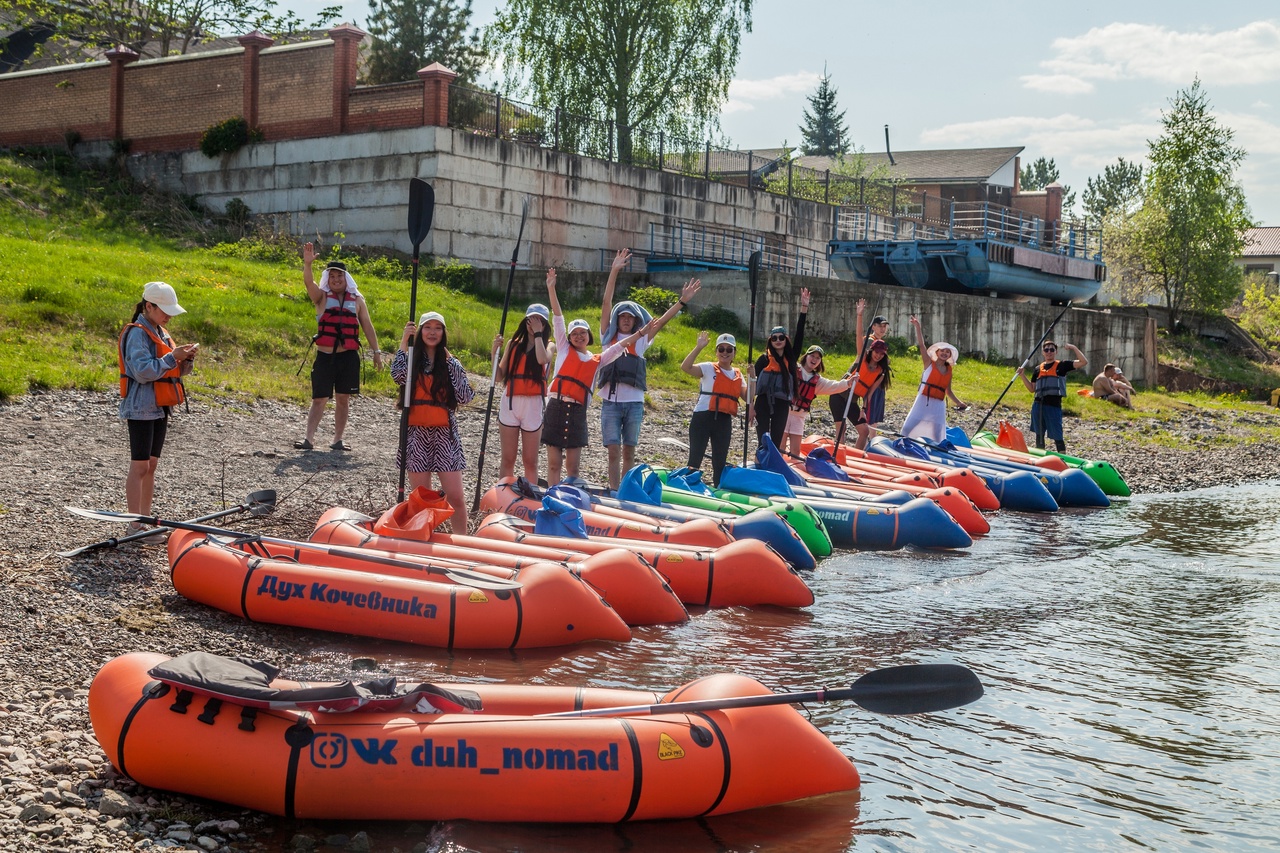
[505, 346, 547, 399]
[408, 373, 451, 428]
[920, 363, 952, 401]
[699, 365, 743, 416]
[549, 350, 601, 406]
[118, 322, 186, 408]
[852, 359, 884, 399]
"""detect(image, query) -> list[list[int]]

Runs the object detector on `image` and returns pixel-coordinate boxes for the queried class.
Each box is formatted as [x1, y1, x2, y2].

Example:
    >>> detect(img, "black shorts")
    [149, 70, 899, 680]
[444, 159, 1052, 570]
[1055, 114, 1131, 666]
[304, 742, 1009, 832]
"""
[311, 349, 361, 399]
[541, 397, 589, 449]
[829, 392, 867, 426]
[127, 417, 168, 462]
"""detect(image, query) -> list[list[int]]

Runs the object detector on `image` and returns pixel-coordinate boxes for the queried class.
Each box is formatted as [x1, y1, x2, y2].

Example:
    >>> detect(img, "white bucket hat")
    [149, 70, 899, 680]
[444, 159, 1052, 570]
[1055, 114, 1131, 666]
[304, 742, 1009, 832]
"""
[142, 282, 185, 316]
[927, 341, 958, 365]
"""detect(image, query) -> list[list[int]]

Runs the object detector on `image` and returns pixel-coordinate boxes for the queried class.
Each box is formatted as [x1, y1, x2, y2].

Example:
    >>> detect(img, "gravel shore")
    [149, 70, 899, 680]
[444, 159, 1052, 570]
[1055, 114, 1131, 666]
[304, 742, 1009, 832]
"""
[3, 386, 1278, 852]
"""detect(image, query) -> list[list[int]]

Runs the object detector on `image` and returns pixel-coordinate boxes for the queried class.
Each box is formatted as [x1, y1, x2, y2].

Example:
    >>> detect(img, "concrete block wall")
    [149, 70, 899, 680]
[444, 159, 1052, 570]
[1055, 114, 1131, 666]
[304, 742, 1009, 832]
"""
[124, 124, 1153, 380]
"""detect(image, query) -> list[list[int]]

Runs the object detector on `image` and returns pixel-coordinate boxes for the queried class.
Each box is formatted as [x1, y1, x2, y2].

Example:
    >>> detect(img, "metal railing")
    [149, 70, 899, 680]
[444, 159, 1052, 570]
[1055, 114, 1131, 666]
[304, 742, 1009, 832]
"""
[647, 220, 829, 277]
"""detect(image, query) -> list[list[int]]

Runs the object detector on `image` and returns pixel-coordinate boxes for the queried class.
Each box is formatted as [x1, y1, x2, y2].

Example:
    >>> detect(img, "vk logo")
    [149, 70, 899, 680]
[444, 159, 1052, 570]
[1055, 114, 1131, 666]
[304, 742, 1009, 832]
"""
[310, 733, 347, 769]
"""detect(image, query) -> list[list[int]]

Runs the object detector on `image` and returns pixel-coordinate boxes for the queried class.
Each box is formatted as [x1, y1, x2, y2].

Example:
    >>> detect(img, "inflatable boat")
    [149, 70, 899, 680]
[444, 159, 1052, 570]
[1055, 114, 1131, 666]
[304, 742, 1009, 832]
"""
[309, 505, 689, 627]
[167, 530, 632, 649]
[89, 652, 863, 822]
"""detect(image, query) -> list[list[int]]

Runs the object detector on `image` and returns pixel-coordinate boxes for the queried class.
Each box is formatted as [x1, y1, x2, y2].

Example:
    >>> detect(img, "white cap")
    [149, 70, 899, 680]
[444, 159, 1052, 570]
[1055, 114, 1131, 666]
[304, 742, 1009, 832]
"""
[525, 303, 551, 322]
[927, 341, 958, 364]
[418, 311, 446, 329]
[715, 333, 737, 349]
[142, 282, 185, 316]
[567, 318, 593, 344]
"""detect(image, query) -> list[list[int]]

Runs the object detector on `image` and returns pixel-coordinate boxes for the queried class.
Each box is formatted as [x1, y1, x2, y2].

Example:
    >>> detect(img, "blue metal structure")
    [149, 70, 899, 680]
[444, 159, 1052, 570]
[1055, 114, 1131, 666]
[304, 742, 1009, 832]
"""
[828, 201, 1106, 303]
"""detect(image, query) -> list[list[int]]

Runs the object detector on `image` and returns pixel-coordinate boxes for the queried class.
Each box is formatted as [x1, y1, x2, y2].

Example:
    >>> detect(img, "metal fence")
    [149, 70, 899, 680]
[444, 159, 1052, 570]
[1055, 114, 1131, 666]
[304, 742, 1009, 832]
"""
[647, 220, 829, 277]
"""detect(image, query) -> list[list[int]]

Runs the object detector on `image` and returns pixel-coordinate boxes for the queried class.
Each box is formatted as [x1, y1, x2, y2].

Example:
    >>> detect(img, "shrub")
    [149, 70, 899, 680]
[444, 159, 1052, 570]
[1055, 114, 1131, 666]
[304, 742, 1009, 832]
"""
[629, 285, 679, 316]
[692, 305, 743, 336]
[422, 259, 476, 292]
[225, 197, 251, 226]
[200, 117, 263, 158]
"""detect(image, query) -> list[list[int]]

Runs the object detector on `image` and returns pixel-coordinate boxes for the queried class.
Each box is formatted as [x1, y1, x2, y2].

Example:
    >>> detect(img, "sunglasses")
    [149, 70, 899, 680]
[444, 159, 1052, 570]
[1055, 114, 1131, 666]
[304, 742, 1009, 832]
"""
[716, 346, 734, 354]
[769, 334, 787, 342]
[1043, 346, 1057, 352]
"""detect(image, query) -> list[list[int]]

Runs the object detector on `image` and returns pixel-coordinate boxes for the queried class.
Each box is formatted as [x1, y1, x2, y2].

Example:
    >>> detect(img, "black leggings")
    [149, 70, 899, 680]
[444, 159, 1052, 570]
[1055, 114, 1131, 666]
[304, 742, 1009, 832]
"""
[753, 397, 789, 450]
[127, 417, 169, 462]
[687, 410, 736, 486]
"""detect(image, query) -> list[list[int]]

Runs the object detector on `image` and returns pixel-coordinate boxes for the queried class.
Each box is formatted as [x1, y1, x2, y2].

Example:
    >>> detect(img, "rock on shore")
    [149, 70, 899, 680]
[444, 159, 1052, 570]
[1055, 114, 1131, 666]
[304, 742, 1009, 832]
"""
[2, 388, 1278, 851]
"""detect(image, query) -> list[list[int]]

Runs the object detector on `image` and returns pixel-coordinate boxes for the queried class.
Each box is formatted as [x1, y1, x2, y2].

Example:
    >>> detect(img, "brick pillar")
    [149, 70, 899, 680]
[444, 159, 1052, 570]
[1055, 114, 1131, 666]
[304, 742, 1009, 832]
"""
[1045, 182, 1065, 249]
[328, 24, 366, 134]
[418, 63, 458, 127]
[237, 31, 274, 130]
[105, 45, 139, 141]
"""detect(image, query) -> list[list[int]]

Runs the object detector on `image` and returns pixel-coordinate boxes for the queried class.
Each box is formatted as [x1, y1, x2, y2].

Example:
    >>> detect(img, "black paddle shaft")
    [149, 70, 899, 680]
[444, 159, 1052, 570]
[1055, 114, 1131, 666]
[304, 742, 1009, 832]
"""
[398, 179, 436, 502]
[538, 663, 984, 718]
[472, 196, 532, 512]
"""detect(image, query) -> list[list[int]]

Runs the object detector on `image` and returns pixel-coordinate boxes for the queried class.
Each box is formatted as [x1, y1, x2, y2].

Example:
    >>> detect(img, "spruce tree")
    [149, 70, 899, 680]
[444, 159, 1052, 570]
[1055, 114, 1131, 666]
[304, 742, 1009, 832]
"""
[799, 68, 848, 157]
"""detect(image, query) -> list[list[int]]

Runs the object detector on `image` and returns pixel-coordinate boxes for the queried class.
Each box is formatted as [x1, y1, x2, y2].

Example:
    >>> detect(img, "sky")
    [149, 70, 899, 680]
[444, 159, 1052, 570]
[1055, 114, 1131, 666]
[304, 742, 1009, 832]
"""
[288, 0, 1280, 225]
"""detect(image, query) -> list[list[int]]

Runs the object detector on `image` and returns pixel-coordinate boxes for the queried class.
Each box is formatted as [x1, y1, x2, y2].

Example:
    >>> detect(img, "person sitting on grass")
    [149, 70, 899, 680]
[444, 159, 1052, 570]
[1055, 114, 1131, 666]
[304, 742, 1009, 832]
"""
[1091, 363, 1133, 409]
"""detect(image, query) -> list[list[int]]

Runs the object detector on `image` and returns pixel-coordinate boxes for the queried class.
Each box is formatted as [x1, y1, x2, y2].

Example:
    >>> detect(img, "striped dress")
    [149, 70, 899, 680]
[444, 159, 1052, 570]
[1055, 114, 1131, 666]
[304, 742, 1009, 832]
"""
[391, 350, 475, 473]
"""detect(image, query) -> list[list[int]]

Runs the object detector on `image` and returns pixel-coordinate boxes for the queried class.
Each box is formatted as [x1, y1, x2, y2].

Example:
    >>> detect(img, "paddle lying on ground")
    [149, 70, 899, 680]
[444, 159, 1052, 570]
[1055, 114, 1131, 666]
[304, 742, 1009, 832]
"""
[539, 663, 982, 718]
[58, 489, 278, 558]
[64, 507, 523, 591]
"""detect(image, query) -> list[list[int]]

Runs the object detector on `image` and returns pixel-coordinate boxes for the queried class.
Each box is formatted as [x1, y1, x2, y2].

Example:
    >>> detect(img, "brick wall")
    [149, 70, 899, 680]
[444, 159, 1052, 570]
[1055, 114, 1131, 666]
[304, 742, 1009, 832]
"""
[348, 82, 424, 133]
[123, 53, 243, 152]
[258, 44, 336, 139]
[1, 63, 112, 145]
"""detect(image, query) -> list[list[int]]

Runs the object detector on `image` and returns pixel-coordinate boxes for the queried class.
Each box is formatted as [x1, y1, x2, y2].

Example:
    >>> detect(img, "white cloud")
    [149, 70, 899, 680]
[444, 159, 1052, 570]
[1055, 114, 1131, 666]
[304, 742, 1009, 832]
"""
[1023, 20, 1280, 93]
[1021, 74, 1096, 95]
[728, 71, 822, 103]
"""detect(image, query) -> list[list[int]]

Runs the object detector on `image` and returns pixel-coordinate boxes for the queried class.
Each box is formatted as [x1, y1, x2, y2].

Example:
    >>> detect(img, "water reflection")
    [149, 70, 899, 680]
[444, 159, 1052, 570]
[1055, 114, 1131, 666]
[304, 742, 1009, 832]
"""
[283, 480, 1280, 851]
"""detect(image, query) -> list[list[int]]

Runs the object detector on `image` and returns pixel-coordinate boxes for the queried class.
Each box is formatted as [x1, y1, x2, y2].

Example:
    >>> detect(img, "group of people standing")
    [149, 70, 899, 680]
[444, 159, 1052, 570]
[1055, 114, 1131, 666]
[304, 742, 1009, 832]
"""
[116, 246, 1116, 540]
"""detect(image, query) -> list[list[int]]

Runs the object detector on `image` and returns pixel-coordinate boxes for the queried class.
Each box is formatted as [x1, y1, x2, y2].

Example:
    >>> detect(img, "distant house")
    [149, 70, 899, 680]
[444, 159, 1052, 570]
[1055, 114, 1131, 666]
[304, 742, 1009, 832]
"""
[1239, 227, 1280, 280]
[793, 146, 1025, 206]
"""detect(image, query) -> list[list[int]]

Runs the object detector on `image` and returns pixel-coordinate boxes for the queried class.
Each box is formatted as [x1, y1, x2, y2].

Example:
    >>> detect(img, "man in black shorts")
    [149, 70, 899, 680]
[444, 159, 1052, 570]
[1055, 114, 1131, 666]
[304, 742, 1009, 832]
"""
[297, 242, 382, 451]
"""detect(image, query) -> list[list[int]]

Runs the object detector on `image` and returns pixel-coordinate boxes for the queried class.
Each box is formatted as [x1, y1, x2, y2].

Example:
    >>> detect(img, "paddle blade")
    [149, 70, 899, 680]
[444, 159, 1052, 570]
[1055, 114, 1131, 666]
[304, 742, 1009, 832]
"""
[246, 489, 277, 516]
[848, 664, 983, 715]
[748, 249, 761, 297]
[408, 179, 435, 248]
[67, 506, 143, 523]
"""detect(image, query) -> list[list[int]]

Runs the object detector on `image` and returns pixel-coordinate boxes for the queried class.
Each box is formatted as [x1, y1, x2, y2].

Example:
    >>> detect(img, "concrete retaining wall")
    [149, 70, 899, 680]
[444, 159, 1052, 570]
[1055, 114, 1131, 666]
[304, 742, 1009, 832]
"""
[123, 125, 1154, 381]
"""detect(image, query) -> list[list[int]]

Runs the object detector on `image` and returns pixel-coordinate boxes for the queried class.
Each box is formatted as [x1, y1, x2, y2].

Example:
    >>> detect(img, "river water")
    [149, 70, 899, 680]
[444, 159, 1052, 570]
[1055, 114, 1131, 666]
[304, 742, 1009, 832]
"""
[303, 479, 1280, 852]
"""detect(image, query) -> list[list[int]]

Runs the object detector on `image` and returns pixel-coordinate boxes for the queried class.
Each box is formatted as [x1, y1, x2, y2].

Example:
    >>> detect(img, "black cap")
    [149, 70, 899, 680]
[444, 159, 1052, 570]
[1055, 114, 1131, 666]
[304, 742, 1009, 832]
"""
[870, 315, 889, 325]
[325, 260, 347, 272]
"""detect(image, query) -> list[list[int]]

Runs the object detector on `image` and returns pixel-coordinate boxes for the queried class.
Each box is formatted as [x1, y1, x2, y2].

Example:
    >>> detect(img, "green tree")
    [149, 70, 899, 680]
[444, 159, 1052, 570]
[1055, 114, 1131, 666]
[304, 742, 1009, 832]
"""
[763, 146, 894, 206]
[798, 67, 848, 156]
[364, 0, 484, 85]
[485, 0, 753, 164]
[1019, 155, 1076, 211]
[3, 0, 341, 64]
[1082, 157, 1144, 223]
[1124, 79, 1254, 328]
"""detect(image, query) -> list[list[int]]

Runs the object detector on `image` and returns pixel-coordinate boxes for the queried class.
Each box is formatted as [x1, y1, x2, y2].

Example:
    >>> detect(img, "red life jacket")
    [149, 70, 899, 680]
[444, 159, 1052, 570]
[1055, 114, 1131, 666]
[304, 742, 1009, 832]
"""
[408, 373, 451, 428]
[549, 350, 601, 406]
[315, 292, 361, 351]
[699, 365, 743, 416]
[920, 363, 953, 400]
[791, 370, 820, 412]
[118, 322, 185, 408]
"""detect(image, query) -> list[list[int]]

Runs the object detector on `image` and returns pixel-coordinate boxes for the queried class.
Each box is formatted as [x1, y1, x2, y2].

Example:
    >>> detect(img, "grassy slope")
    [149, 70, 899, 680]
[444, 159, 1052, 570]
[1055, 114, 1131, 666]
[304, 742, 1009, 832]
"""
[2, 150, 1277, 446]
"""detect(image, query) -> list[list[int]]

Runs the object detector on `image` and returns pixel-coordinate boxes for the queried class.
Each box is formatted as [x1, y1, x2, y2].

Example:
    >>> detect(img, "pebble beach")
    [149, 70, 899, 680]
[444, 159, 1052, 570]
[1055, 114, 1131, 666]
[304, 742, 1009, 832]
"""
[3, 385, 1279, 852]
